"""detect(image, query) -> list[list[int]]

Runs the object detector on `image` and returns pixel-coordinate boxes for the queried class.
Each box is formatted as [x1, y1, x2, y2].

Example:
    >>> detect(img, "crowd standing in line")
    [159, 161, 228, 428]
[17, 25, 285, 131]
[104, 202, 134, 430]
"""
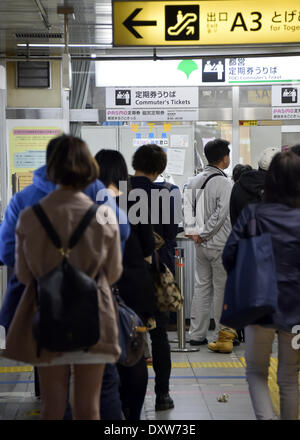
[95, 149, 157, 420]
[2, 136, 123, 419]
[0, 133, 299, 420]
[0, 135, 130, 420]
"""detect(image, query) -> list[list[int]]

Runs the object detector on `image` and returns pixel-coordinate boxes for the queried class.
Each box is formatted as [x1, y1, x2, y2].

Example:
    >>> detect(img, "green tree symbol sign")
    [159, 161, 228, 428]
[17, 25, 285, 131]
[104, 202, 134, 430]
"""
[177, 60, 199, 79]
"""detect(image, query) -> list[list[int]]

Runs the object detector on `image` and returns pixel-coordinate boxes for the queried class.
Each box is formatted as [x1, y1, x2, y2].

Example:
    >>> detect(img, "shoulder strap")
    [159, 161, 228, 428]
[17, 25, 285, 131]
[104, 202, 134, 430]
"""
[200, 173, 224, 190]
[247, 205, 258, 237]
[193, 173, 224, 210]
[68, 204, 98, 249]
[32, 203, 99, 251]
[32, 203, 61, 249]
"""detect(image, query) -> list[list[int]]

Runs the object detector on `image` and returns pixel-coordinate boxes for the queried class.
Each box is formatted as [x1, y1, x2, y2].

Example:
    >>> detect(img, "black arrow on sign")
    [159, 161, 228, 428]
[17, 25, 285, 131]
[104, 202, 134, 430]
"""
[123, 8, 157, 38]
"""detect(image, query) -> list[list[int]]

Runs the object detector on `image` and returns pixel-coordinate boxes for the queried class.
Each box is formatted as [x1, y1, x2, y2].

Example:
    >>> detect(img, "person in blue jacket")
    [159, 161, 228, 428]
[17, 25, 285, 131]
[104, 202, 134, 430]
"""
[222, 150, 300, 420]
[0, 135, 129, 328]
[0, 134, 130, 420]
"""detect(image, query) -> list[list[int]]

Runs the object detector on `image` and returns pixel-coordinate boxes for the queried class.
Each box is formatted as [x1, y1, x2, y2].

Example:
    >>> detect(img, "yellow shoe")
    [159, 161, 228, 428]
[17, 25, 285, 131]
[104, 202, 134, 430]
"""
[207, 328, 237, 354]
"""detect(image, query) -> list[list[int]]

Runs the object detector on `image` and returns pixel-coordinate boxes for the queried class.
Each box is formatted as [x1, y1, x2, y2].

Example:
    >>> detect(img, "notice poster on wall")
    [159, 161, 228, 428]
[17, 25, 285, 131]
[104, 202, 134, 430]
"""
[166, 148, 186, 175]
[170, 134, 189, 148]
[9, 127, 62, 193]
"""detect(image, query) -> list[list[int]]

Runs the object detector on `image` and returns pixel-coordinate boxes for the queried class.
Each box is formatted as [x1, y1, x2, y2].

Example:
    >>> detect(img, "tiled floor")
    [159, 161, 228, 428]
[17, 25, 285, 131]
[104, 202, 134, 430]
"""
[0, 329, 297, 420]
[144, 330, 256, 420]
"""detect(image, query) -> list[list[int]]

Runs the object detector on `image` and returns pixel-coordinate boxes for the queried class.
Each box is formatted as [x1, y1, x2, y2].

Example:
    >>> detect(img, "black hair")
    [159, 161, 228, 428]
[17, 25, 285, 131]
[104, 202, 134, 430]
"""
[94, 149, 128, 187]
[46, 134, 66, 164]
[204, 138, 230, 165]
[132, 144, 167, 175]
[232, 164, 252, 182]
[264, 150, 300, 208]
[291, 144, 300, 156]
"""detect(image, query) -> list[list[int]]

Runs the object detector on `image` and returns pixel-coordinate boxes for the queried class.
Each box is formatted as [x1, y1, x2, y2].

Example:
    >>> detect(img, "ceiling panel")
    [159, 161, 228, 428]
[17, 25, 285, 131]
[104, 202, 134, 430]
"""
[0, 0, 113, 57]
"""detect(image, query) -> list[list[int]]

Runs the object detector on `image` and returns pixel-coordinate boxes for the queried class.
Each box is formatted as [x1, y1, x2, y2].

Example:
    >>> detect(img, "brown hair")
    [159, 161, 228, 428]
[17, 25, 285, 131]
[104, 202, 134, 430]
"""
[47, 135, 99, 190]
[264, 150, 300, 208]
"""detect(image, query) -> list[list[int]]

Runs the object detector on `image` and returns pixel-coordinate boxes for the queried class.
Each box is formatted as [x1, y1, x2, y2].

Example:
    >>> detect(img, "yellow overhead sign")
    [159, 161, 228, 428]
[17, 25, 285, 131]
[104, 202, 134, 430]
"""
[113, 0, 300, 46]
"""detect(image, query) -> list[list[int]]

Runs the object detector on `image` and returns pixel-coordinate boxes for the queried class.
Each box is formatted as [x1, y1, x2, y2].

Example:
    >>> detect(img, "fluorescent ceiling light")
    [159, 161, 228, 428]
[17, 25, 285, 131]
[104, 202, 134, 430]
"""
[17, 43, 112, 48]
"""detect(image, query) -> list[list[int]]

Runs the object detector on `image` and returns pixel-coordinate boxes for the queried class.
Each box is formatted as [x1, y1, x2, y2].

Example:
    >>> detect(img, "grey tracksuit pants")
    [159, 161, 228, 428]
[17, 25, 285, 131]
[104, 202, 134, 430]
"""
[189, 244, 227, 341]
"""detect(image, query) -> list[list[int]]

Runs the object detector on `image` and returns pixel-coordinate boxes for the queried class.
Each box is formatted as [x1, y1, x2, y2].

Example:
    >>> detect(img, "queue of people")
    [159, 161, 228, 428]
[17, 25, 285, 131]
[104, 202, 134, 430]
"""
[0, 134, 299, 420]
[0, 135, 181, 419]
[184, 139, 300, 420]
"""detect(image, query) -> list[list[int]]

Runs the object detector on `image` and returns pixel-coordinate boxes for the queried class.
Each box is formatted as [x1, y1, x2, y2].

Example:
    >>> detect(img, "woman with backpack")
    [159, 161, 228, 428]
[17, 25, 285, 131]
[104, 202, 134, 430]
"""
[3, 135, 123, 420]
[95, 149, 157, 420]
[223, 150, 300, 420]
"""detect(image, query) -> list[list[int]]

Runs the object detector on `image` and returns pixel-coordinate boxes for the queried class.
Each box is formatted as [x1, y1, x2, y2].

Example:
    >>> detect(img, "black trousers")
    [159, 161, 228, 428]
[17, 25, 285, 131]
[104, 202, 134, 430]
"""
[117, 357, 148, 420]
[149, 311, 171, 395]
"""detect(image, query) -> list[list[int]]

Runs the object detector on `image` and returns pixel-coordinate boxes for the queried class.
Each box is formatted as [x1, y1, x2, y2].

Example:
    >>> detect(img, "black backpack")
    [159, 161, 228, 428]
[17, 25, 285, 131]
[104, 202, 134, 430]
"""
[32, 203, 100, 356]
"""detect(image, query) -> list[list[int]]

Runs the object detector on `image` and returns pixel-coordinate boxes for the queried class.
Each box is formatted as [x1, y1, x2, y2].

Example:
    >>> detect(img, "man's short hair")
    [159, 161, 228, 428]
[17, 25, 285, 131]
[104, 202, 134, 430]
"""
[132, 144, 167, 175]
[204, 139, 230, 165]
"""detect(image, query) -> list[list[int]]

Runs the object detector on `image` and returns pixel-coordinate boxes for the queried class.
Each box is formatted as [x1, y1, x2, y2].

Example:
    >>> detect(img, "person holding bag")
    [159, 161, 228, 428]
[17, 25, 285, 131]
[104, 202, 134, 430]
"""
[3, 136, 123, 420]
[95, 149, 157, 420]
[131, 144, 180, 411]
[222, 150, 300, 420]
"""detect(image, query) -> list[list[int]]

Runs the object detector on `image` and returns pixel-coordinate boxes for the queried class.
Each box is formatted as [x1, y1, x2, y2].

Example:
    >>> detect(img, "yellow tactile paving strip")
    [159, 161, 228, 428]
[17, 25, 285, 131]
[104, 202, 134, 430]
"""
[240, 357, 300, 418]
[1, 362, 299, 419]
[0, 366, 33, 373]
[147, 361, 244, 368]
[190, 361, 243, 368]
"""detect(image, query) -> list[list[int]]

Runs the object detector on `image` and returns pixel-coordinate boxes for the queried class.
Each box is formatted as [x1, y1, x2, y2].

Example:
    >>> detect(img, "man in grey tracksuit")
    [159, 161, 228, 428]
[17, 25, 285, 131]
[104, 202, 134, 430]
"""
[184, 138, 236, 353]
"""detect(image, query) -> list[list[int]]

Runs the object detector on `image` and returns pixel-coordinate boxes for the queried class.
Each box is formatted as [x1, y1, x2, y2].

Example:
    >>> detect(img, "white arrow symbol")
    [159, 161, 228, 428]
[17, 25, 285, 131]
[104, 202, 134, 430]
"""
[186, 26, 194, 35]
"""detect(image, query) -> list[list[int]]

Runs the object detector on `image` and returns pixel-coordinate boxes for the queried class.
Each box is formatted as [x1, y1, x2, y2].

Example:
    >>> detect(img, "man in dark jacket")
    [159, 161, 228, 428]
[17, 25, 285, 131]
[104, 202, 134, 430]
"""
[230, 147, 280, 226]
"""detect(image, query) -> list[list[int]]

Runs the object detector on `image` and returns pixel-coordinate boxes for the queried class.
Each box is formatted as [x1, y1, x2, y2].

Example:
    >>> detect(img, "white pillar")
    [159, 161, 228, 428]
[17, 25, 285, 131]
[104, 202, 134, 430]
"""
[0, 61, 8, 301]
[232, 86, 240, 167]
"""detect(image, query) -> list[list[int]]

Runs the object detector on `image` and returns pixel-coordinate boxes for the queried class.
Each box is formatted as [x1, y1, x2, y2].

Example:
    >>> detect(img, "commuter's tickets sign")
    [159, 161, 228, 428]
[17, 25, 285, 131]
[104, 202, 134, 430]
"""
[113, 0, 300, 46]
[96, 57, 300, 87]
[106, 87, 199, 121]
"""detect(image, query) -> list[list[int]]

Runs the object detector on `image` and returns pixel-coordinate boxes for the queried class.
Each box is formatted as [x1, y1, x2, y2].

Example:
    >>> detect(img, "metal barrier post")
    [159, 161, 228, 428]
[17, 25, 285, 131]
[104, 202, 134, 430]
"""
[171, 248, 199, 353]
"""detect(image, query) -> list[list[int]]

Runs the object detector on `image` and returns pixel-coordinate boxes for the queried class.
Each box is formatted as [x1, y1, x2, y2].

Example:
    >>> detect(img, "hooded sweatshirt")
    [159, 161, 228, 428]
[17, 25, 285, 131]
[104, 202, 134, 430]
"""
[0, 165, 130, 267]
[229, 169, 266, 226]
[0, 165, 130, 331]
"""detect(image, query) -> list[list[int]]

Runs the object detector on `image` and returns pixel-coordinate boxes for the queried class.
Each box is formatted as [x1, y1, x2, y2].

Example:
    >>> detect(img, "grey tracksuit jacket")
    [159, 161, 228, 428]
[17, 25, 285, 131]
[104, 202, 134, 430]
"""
[183, 165, 233, 250]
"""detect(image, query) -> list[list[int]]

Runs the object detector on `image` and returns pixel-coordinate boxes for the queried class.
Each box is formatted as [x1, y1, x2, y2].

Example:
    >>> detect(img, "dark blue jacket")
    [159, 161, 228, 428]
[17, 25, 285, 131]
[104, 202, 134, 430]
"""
[130, 176, 180, 274]
[223, 203, 300, 331]
[0, 165, 130, 330]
